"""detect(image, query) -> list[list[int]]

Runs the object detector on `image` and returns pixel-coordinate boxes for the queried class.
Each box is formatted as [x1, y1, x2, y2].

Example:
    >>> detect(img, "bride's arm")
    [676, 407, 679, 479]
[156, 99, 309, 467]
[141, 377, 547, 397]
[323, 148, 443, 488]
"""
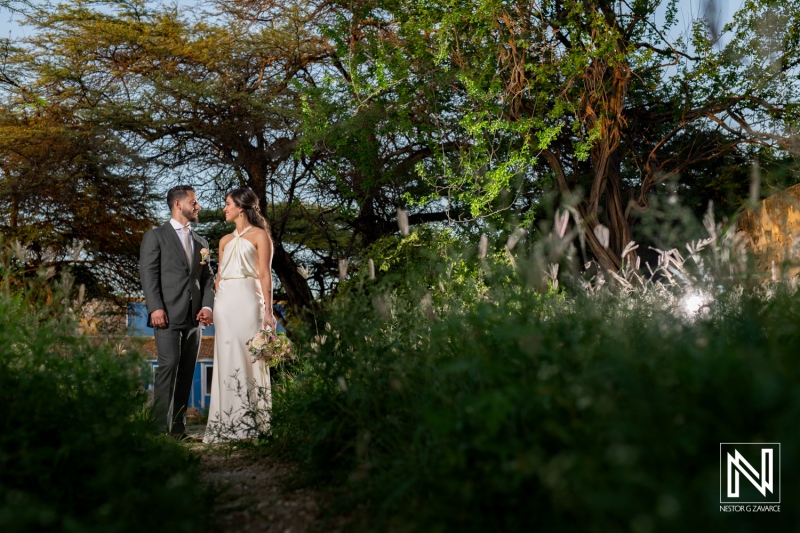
[255, 230, 275, 329]
[215, 238, 228, 292]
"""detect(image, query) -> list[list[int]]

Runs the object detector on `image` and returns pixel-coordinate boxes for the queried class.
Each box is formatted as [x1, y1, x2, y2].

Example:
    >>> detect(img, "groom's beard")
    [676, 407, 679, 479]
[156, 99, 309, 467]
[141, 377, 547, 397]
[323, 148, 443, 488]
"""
[182, 206, 199, 223]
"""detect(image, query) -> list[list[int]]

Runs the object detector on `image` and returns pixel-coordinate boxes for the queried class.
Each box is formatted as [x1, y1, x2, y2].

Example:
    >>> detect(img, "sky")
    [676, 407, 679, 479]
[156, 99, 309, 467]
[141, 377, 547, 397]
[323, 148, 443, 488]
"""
[661, 0, 744, 49]
[0, 0, 198, 38]
[1, 1, 743, 41]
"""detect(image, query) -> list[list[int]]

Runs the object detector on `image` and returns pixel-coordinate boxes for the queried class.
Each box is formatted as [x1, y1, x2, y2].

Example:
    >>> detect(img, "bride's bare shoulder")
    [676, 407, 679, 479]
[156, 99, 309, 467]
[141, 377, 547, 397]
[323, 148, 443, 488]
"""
[251, 227, 273, 246]
[219, 233, 235, 247]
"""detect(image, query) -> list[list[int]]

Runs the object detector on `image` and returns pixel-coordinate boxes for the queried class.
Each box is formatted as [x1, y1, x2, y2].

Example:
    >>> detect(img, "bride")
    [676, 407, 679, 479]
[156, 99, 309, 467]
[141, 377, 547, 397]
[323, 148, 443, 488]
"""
[204, 187, 276, 442]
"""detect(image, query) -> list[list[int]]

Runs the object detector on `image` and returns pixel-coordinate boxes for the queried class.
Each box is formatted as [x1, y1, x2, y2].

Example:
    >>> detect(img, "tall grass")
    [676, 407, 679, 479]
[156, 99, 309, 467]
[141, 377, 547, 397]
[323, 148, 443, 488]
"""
[0, 245, 214, 532]
[267, 220, 797, 531]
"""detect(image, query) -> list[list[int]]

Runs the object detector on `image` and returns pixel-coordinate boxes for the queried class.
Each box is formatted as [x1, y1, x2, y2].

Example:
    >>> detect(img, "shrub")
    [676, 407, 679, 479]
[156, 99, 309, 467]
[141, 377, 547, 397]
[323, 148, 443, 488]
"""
[0, 254, 213, 532]
[268, 231, 797, 531]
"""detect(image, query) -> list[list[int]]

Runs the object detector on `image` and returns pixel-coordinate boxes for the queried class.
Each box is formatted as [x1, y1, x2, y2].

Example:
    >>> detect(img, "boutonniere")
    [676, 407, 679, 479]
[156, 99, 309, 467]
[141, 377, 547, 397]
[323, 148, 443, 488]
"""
[199, 248, 210, 265]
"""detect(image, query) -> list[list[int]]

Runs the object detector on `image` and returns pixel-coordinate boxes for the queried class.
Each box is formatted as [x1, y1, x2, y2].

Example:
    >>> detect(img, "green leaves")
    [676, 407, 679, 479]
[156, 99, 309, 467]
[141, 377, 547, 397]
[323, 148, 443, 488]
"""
[0, 250, 213, 532]
[269, 234, 800, 531]
[4, 0, 800, 308]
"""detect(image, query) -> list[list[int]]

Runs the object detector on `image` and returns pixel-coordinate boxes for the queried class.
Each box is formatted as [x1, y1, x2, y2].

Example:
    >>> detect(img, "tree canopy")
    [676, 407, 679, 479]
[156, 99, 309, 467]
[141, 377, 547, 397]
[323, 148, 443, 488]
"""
[1, 0, 798, 314]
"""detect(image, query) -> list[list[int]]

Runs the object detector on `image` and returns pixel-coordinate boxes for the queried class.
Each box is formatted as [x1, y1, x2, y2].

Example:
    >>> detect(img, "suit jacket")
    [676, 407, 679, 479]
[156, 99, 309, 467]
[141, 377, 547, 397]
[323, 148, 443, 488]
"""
[139, 222, 215, 328]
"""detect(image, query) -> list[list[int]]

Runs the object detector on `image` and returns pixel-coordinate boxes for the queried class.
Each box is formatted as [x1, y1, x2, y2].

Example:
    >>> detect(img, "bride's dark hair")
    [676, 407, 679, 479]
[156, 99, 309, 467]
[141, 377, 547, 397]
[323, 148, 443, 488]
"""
[227, 188, 271, 237]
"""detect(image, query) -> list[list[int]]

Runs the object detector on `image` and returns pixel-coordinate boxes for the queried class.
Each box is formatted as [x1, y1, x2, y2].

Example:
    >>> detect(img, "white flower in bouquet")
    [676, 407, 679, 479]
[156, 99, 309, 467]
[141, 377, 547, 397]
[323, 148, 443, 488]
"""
[250, 335, 267, 350]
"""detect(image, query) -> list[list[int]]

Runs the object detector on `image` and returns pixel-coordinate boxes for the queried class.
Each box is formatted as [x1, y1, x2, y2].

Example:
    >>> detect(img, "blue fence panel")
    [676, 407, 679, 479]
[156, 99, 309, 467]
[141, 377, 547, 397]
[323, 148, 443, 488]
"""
[128, 302, 153, 336]
[146, 360, 213, 411]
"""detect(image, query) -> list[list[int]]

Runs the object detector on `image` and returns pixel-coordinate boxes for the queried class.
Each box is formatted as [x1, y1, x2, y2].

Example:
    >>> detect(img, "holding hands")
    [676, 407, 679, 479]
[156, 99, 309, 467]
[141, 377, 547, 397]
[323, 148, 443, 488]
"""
[197, 308, 213, 327]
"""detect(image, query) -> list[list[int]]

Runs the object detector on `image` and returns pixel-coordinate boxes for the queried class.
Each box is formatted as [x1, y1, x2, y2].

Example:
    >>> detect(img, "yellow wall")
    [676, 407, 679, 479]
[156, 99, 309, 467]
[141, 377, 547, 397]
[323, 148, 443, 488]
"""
[738, 184, 800, 275]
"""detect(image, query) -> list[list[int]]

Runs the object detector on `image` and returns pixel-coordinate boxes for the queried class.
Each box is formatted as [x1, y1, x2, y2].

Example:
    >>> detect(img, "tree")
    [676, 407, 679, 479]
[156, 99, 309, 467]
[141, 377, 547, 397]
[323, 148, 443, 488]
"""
[0, 0, 161, 300]
[294, 0, 468, 255]
[0, 96, 158, 298]
[21, 0, 341, 315]
[367, 0, 800, 269]
[12, 0, 798, 312]
[20, 0, 464, 314]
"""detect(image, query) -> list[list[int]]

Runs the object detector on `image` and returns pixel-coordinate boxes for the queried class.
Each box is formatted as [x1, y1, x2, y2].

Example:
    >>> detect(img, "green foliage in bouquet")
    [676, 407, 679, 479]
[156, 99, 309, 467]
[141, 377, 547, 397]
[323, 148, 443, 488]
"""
[0, 246, 214, 533]
[268, 228, 798, 531]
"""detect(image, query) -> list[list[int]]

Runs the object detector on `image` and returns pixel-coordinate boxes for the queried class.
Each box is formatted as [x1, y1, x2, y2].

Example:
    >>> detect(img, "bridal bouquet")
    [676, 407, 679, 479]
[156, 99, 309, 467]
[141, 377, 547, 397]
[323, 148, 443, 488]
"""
[246, 326, 292, 367]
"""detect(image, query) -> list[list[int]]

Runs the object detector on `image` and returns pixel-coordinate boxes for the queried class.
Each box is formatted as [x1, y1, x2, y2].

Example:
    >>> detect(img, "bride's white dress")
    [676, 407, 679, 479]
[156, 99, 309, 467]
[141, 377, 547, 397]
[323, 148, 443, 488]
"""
[204, 226, 271, 442]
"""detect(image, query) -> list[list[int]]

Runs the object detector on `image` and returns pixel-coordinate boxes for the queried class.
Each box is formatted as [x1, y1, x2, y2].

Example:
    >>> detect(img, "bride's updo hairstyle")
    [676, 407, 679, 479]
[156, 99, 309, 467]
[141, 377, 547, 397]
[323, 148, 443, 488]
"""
[227, 188, 272, 237]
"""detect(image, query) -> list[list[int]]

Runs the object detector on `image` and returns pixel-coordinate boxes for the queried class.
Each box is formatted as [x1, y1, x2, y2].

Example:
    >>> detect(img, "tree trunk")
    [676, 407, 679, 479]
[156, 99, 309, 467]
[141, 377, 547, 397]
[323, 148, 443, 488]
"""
[540, 148, 624, 271]
[602, 149, 632, 258]
[580, 51, 632, 271]
[271, 243, 318, 320]
[245, 160, 318, 320]
[577, 204, 623, 271]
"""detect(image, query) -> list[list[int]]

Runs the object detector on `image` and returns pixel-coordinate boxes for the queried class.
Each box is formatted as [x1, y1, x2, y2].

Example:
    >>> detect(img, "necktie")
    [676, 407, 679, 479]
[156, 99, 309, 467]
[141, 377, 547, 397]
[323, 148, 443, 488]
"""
[181, 226, 193, 266]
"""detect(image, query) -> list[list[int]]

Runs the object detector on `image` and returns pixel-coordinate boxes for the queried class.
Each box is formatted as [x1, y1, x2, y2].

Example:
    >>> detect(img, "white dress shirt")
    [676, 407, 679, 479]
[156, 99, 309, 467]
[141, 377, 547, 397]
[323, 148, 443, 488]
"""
[169, 218, 193, 256]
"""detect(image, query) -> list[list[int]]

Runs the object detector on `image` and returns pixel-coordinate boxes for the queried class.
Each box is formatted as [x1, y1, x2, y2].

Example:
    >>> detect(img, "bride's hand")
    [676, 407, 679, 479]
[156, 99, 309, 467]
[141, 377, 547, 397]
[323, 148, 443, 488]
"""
[263, 313, 277, 331]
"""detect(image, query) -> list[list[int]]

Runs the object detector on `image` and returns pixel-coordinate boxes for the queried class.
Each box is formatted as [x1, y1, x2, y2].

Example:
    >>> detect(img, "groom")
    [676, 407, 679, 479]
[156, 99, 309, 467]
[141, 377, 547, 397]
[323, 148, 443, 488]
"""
[139, 185, 215, 438]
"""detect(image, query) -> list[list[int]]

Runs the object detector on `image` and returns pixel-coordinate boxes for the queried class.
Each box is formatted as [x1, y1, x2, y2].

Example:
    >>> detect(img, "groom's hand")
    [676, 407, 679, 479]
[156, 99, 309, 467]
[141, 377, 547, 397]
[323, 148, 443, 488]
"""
[151, 309, 168, 329]
[197, 308, 213, 326]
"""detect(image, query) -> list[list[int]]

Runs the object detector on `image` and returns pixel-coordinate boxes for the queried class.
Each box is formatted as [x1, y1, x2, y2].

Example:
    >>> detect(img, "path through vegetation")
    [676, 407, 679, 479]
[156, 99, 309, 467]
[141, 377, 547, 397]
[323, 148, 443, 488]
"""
[185, 425, 344, 533]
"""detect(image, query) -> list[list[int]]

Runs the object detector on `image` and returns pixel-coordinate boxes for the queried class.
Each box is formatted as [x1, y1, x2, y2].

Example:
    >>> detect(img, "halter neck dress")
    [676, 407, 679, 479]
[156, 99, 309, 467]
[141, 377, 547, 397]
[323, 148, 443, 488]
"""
[204, 226, 271, 442]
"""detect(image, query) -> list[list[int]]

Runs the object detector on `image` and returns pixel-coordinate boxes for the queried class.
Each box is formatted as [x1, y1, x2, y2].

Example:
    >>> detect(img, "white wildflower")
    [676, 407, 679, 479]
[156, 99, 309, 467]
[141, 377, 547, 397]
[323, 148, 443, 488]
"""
[506, 227, 527, 250]
[478, 234, 488, 259]
[421, 290, 434, 320]
[397, 208, 409, 236]
[593, 224, 610, 249]
[553, 211, 569, 239]
[750, 160, 761, 207]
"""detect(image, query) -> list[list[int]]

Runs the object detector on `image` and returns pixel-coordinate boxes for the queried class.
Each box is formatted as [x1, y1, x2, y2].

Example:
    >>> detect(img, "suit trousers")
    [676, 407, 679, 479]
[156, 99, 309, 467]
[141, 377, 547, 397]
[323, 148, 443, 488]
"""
[153, 309, 202, 435]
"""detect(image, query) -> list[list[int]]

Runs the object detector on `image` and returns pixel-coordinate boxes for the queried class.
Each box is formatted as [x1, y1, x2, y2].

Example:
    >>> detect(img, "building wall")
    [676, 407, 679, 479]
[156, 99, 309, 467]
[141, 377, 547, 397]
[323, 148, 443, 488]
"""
[738, 183, 800, 276]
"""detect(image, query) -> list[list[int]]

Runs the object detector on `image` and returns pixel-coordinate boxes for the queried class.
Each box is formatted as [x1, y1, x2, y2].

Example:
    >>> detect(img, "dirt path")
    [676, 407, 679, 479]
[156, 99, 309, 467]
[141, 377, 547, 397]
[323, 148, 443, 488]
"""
[185, 425, 344, 533]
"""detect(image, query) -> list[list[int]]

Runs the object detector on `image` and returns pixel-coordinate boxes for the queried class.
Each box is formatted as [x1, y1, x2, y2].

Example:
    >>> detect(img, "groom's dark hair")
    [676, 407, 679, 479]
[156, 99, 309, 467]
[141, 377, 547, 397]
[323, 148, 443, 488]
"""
[166, 185, 195, 210]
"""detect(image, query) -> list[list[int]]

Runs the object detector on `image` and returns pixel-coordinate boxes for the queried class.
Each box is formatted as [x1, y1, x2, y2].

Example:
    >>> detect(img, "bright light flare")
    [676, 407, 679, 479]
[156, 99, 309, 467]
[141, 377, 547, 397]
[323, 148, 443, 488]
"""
[680, 290, 712, 318]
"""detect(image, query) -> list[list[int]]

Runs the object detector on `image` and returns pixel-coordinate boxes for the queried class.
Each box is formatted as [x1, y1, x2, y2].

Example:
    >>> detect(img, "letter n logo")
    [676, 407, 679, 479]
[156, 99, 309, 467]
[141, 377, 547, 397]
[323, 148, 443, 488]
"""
[720, 443, 780, 504]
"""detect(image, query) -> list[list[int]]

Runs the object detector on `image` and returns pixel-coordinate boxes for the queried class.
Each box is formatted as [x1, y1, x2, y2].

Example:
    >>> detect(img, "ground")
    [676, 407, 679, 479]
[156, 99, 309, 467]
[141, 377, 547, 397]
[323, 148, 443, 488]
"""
[185, 425, 346, 533]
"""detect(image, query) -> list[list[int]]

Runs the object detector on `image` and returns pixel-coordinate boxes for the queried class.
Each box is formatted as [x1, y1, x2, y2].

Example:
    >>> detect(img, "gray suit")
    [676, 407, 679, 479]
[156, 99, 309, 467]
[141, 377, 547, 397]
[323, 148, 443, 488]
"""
[139, 222, 215, 434]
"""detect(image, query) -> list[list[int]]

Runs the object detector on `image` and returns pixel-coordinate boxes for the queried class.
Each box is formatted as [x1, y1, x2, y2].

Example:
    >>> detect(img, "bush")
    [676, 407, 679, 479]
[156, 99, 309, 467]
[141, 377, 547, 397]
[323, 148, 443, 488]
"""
[268, 233, 797, 531]
[0, 261, 213, 532]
